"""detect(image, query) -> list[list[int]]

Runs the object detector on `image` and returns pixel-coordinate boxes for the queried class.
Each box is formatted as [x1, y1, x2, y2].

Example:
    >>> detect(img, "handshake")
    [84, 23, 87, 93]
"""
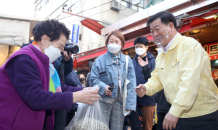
[135, 84, 146, 97]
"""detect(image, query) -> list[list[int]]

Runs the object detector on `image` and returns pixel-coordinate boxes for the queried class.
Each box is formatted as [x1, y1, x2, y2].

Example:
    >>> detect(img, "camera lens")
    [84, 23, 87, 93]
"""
[64, 43, 79, 54]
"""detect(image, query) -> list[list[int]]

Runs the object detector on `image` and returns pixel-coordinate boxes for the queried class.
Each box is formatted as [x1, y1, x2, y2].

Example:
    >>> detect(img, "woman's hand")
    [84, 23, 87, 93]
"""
[73, 88, 100, 105]
[105, 86, 112, 96]
[82, 87, 92, 91]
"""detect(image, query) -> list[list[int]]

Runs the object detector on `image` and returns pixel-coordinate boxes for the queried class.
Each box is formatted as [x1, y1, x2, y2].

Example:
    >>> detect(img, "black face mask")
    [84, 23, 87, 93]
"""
[79, 78, 85, 82]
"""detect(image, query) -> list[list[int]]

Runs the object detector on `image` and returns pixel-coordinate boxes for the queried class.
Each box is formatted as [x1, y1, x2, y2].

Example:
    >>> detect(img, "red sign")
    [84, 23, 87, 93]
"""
[209, 55, 218, 60]
[212, 69, 218, 79]
[203, 42, 218, 60]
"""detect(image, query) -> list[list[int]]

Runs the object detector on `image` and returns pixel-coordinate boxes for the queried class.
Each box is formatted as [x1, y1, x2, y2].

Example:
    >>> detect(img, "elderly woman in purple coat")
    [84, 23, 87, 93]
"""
[0, 20, 99, 130]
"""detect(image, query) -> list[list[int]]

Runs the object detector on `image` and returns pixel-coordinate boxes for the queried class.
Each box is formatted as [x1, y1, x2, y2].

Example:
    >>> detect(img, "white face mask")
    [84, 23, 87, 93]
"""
[107, 44, 121, 54]
[44, 45, 61, 63]
[166, 25, 172, 39]
[135, 48, 146, 56]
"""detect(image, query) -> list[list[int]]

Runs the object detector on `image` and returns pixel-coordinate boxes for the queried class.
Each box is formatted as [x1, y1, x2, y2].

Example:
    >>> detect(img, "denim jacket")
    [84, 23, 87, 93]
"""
[91, 51, 136, 111]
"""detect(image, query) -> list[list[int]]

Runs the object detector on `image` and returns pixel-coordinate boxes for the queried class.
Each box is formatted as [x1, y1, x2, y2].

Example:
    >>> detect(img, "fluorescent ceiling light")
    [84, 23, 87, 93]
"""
[204, 15, 216, 19]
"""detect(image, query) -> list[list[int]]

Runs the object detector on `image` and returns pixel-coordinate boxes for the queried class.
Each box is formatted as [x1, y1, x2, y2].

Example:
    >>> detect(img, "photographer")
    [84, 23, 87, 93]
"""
[54, 51, 82, 129]
[54, 55, 82, 88]
[0, 20, 99, 130]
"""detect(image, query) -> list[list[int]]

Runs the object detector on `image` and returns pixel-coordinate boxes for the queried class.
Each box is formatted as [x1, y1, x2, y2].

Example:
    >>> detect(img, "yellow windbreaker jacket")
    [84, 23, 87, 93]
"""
[145, 33, 218, 118]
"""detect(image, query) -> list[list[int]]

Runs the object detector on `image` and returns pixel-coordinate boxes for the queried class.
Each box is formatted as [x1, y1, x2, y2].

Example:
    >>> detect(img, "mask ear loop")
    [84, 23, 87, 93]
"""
[166, 25, 172, 39]
[49, 40, 51, 46]
[43, 39, 52, 54]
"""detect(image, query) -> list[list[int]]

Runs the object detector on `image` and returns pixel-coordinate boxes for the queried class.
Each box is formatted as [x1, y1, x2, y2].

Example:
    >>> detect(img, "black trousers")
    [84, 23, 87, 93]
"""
[157, 111, 218, 130]
[54, 110, 67, 130]
[176, 110, 218, 130]
[66, 109, 76, 126]
[156, 112, 167, 130]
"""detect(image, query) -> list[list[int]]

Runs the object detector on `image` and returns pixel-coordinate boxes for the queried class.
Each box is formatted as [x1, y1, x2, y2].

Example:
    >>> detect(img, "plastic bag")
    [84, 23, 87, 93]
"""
[65, 85, 109, 130]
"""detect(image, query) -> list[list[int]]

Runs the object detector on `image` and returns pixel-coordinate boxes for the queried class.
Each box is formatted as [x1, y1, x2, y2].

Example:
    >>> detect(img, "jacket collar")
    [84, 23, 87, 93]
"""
[106, 51, 125, 65]
[168, 33, 183, 51]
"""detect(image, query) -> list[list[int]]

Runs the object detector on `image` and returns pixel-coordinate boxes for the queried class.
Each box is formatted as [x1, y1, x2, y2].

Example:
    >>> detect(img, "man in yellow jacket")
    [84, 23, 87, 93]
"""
[136, 11, 218, 130]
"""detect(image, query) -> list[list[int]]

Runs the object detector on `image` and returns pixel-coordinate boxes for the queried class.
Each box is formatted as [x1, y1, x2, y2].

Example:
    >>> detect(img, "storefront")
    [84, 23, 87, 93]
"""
[0, 14, 43, 67]
[73, 1, 218, 125]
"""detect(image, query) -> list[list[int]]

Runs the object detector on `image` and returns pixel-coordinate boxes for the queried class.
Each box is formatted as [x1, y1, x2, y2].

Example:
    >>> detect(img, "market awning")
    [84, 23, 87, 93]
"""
[0, 19, 30, 46]
[182, 9, 218, 28]
[81, 18, 104, 35]
[178, 23, 191, 33]
[76, 49, 107, 63]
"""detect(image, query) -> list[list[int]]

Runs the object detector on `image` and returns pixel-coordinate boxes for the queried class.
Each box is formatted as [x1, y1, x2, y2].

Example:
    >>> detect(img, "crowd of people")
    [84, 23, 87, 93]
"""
[0, 11, 218, 130]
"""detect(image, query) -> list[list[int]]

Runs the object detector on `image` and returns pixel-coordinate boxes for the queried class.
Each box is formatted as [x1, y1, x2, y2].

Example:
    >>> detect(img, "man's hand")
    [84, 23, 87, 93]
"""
[138, 57, 148, 67]
[61, 50, 72, 61]
[73, 88, 100, 105]
[135, 84, 146, 97]
[105, 86, 112, 96]
[163, 113, 179, 130]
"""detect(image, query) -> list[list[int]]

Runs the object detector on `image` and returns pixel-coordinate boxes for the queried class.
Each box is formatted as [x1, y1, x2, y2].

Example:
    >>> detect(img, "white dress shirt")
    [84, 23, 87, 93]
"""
[162, 33, 178, 53]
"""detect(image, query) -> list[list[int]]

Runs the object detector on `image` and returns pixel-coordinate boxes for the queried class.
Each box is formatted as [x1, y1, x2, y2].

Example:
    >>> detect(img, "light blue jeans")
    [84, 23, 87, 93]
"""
[99, 100, 124, 130]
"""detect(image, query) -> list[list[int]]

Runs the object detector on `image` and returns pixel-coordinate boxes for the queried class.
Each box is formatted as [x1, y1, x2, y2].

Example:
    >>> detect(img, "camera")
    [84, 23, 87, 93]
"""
[64, 43, 79, 54]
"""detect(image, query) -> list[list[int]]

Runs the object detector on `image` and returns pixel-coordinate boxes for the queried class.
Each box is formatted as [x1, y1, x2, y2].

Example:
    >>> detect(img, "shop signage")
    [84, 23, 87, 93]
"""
[212, 69, 218, 79]
[203, 42, 218, 60]
[71, 24, 80, 44]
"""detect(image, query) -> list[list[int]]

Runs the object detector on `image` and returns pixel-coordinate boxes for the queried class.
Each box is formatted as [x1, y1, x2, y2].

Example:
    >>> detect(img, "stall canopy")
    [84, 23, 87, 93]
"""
[75, 23, 191, 63]
[81, 18, 104, 35]
[0, 19, 30, 46]
[183, 9, 218, 28]
[76, 49, 107, 63]
[0, 14, 43, 47]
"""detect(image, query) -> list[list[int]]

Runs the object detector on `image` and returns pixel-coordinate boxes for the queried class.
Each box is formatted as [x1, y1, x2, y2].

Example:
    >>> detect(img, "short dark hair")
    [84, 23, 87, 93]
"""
[147, 11, 177, 29]
[33, 19, 70, 42]
[134, 37, 149, 46]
